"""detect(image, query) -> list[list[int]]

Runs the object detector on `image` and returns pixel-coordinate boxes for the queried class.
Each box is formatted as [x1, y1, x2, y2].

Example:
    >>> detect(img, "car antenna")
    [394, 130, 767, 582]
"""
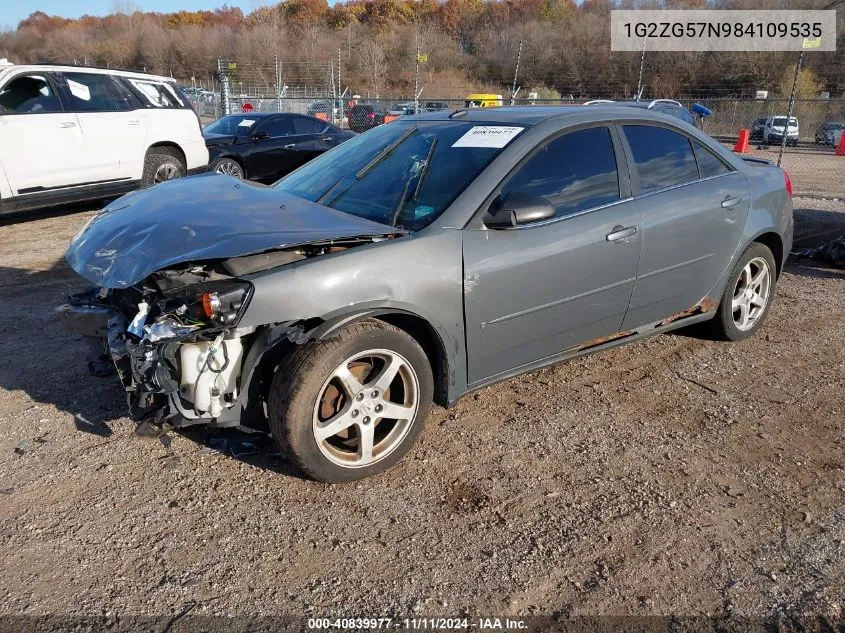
[450, 109, 468, 119]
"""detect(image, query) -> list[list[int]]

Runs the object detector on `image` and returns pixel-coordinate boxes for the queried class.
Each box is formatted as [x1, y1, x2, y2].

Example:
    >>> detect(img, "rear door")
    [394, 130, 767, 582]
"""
[619, 124, 750, 329]
[463, 125, 642, 385]
[288, 115, 332, 166]
[0, 71, 86, 194]
[55, 71, 144, 183]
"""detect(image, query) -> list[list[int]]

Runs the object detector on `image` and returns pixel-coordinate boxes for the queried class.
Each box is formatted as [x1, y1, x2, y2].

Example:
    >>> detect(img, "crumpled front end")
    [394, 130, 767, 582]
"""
[57, 265, 258, 427]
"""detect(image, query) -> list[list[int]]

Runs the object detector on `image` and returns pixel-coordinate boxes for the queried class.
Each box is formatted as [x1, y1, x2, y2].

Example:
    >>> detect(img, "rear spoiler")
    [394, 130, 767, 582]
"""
[739, 156, 774, 166]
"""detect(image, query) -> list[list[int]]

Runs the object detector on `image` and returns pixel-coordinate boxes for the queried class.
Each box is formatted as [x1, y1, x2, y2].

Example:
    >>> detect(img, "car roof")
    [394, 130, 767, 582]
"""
[0, 63, 174, 84]
[403, 105, 695, 127]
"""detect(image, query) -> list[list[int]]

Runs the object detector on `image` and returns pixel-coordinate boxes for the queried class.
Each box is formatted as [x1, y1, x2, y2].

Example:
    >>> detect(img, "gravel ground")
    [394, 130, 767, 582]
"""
[0, 198, 843, 626]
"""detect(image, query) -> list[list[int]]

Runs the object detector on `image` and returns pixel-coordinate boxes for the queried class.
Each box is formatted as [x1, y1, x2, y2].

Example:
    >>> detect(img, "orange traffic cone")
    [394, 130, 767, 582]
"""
[734, 129, 750, 153]
[836, 132, 845, 156]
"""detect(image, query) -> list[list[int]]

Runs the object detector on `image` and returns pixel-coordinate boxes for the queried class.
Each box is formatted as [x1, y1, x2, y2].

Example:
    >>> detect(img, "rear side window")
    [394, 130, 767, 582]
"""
[692, 140, 732, 179]
[127, 79, 185, 108]
[624, 125, 699, 193]
[61, 72, 121, 112]
[292, 116, 326, 135]
[502, 126, 620, 219]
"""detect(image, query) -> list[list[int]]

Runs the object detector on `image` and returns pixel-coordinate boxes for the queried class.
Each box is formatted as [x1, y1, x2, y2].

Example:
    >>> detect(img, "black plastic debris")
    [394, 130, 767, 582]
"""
[793, 235, 845, 268]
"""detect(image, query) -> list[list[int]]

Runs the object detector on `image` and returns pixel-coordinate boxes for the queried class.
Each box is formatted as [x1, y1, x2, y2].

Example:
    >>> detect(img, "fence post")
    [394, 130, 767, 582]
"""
[778, 50, 803, 167]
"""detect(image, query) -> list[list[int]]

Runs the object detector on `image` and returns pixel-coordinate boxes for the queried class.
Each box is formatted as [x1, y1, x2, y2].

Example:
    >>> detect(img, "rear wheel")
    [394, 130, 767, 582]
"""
[268, 320, 433, 482]
[141, 148, 186, 188]
[708, 243, 777, 341]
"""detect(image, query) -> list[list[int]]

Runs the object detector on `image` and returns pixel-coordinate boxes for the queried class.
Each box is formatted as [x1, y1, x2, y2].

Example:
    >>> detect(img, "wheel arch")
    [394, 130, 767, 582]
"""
[146, 141, 187, 168]
[306, 309, 449, 407]
[241, 308, 451, 420]
[751, 230, 784, 277]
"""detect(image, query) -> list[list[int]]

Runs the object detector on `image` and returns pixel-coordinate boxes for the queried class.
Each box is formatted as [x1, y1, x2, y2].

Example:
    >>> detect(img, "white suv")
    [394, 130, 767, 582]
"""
[0, 61, 208, 214]
[763, 115, 799, 147]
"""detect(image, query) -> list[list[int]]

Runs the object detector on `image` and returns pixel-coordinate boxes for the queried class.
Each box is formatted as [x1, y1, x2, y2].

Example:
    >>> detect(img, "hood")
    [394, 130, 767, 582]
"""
[203, 132, 237, 146]
[66, 173, 404, 289]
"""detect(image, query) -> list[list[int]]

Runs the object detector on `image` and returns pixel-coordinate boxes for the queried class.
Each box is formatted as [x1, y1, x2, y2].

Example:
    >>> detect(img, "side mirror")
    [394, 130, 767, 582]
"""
[251, 131, 270, 141]
[484, 192, 555, 229]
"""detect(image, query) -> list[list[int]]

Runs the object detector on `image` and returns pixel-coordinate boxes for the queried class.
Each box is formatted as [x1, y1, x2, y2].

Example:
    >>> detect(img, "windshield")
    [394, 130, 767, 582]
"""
[275, 121, 521, 230]
[204, 115, 261, 136]
[773, 117, 797, 127]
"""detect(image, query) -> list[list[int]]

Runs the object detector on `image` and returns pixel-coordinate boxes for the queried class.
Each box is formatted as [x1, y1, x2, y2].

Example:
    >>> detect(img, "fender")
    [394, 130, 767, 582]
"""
[237, 307, 453, 415]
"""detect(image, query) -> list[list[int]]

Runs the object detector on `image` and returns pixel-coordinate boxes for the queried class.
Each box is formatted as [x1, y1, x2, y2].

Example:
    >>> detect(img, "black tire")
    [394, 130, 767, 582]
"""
[140, 148, 186, 188]
[268, 319, 433, 482]
[210, 157, 245, 179]
[708, 242, 778, 341]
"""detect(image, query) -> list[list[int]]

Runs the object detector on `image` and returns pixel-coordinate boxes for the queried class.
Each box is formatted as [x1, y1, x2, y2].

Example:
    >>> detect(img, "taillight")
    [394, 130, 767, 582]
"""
[783, 170, 793, 198]
[367, 112, 375, 119]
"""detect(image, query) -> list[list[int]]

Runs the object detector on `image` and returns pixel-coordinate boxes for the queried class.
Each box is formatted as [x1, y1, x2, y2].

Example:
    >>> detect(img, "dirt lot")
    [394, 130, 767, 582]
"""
[0, 199, 843, 627]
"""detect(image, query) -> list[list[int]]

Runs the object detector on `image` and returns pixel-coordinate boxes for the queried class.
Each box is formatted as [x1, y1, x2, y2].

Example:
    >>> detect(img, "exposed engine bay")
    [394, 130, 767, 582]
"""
[57, 238, 382, 430]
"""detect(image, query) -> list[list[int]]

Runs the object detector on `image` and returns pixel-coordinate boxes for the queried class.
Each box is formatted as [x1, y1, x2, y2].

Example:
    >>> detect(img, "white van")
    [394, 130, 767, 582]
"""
[763, 115, 799, 147]
[0, 61, 208, 214]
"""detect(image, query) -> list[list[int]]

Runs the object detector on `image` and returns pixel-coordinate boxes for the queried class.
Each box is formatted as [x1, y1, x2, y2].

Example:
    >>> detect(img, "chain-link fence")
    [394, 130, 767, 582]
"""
[194, 89, 844, 198]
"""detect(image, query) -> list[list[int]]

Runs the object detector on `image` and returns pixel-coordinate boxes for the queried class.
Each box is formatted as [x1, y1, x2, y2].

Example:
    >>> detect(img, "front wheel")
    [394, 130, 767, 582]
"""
[708, 243, 777, 341]
[211, 157, 244, 179]
[268, 320, 433, 482]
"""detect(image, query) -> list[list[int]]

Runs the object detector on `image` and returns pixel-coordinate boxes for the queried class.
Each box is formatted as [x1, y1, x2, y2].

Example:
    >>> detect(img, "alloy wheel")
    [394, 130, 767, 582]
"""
[214, 159, 244, 178]
[312, 349, 419, 468]
[153, 163, 182, 184]
[731, 256, 771, 331]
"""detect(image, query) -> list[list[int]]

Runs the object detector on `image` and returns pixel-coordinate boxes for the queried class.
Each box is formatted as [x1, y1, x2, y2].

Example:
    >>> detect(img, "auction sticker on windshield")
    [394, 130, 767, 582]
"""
[238, 119, 256, 127]
[452, 126, 523, 148]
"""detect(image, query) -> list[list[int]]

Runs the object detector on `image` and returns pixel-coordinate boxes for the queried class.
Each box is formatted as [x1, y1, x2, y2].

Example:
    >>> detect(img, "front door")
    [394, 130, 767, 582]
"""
[463, 125, 642, 386]
[618, 124, 750, 329]
[0, 72, 86, 194]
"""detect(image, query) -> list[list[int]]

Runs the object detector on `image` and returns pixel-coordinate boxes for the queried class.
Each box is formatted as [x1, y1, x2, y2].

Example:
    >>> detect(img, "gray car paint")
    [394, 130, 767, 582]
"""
[235, 107, 791, 406]
[63, 106, 793, 415]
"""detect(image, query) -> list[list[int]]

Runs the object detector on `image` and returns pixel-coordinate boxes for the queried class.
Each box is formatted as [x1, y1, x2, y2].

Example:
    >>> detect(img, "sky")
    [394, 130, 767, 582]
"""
[0, 1, 270, 32]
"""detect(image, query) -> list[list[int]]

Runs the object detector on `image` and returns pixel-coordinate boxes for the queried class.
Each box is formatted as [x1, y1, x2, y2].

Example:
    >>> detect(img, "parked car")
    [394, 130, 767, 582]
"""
[0, 61, 208, 214]
[204, 113, 354, 183]
[389, 102, 413, 115]
[348, 103, 387, 132]
[750, 117, 768, 140]
[423, 101, 450, 112]
[59, 106, 793, 482]
[584, 99, 708, 129]
[763, 116, 799, 146]
[814, 120, 845, 145]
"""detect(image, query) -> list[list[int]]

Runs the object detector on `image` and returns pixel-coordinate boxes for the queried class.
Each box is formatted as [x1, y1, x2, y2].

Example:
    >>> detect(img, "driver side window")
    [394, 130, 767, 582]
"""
[258, 116, 292, 138]
[0, 74, 63, 114]
[502, 126, 620, 220]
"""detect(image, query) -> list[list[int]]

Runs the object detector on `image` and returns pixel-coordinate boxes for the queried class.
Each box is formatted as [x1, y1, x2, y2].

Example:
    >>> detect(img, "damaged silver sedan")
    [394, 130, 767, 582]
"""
[59, 107, 793, 482]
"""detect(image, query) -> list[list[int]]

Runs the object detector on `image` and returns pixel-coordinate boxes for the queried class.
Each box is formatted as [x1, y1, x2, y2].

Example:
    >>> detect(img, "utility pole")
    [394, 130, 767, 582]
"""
[414, 44, 420, 115]
[337, 48, 342, 126]
[778, 50, 803, 167]
[636, 36, 647, 101]
[511, 39, 523, 105]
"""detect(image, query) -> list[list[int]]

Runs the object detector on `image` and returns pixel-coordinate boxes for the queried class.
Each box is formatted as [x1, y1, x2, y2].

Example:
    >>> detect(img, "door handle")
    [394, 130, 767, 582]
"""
[59, 121, 77, 128]
[721, 196, 742, 209]
[606, 225, 637, 242]
[283, 143, 296, 149]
